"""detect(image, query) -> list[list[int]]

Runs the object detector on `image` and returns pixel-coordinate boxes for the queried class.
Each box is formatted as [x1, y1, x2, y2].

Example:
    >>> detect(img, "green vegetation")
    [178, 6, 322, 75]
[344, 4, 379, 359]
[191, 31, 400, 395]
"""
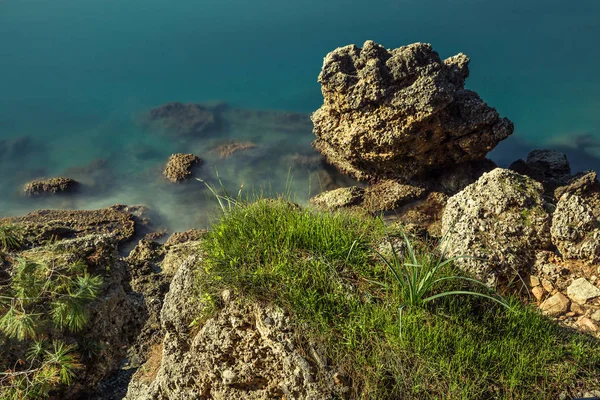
[0, 223, 23, 251]
[198, 198, 600, 399]
[0, 257, 102, 399]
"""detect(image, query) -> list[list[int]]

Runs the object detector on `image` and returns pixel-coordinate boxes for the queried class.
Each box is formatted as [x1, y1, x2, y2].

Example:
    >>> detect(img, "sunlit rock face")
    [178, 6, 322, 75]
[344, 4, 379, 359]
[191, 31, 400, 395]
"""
[311, 40, 514, 182]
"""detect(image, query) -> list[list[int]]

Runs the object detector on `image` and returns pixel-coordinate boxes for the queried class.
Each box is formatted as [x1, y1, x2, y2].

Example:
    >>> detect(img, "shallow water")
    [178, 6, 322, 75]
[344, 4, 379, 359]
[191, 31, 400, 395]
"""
[1, 0, 600, 230]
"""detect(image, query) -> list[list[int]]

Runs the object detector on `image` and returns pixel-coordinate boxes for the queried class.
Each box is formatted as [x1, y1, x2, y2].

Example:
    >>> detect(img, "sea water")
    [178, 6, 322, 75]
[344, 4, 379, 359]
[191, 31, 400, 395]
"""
[1, 0, 599, 230]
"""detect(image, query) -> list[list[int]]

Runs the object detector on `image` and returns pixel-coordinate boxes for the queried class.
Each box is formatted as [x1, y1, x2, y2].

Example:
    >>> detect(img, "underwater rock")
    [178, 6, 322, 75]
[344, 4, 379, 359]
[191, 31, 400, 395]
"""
[23, 177, 78, 196]
[0, 135, 32, 161]
[312, 40, 513, 182]
[510, 149, 571, 193]
[214, 141, 257, 158]
[551, 171, 600, 263]
[147, 102, 217, 137]
[63, 158, 114, 192]
[163, 153, 203, 183]
[441, 168, 552, 287]
[280, 153, 325, 171]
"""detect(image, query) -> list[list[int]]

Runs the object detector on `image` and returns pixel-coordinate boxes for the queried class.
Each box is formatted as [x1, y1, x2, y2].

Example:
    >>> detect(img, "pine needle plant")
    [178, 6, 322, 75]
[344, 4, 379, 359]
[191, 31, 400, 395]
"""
[0, 258, 102, 399]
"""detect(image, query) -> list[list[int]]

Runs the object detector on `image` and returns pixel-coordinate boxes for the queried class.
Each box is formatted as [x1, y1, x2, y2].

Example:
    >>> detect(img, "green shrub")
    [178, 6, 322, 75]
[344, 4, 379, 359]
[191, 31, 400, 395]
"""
[0, 258, 102, 399]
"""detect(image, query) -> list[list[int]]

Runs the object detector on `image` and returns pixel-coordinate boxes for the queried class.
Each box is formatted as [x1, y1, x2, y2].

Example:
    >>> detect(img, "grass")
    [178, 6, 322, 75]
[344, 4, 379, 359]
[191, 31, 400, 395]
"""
[0, 223, 23, 251]
[196, 197, 600, 399]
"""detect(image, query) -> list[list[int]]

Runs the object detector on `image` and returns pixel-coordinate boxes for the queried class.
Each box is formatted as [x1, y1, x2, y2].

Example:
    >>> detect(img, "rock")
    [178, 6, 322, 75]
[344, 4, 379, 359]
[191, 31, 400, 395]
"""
[63, 158, 114, 192]
[164, 229, 206, 248]
[0, 135, 33, 161]
[394, 191, 449, 237]
[2, 205, 144, 245]
[510, 149, 571, 192]
[441, 168, 552, 286]
[23, 177, 78, 196]
[575, 317, 599, 333]
[362, 180, 426, 212]
[541, 279, 555, 294]
[214, 141, 256, 158]
[280, 153, 325, 171]
[163, 153, 202, 183]
[310, 186, 365, 210]
[590, 309, 600, 322]
[311, 40, 513, 182]
[570, 302, 585, 315]
[531, 286, 546, 302]
[529, 275, 541, 287]
[147, 102, 217, 137]
[539, 292, 570, 316]
[551, 172, 600, 263]
[566, 278, 600, 304]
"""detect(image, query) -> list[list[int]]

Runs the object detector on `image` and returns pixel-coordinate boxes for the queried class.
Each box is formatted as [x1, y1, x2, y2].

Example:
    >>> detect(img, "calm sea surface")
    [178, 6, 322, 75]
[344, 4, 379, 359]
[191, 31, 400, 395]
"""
[1, 0, 599, 230]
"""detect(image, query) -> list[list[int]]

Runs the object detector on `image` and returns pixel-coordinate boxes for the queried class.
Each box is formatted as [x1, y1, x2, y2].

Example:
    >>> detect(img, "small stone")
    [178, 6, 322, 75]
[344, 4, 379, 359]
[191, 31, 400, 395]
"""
[591, 309, 600, 322]
[528, 275, 541, 287]
[222, 369, 236, 384]
[565, 311, 576, 317]
[539, 292, 570, 316]
[566, 278, 600, 304]
[570, 302, 585, 315]
[531, 286, 546, 302]
[541, 279, 555, 293]
[575, 317, 599, 333]
[163, 153, 202, 183]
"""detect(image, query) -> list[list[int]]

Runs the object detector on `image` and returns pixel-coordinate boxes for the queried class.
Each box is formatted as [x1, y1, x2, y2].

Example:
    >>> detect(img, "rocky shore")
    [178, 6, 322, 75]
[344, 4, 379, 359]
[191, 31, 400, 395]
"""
[1, 41, 600, 399]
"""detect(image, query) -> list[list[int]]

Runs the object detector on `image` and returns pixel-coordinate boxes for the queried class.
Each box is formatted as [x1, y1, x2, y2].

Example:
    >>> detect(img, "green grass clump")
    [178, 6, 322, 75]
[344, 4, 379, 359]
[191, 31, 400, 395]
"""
[0, 223, 23, 251]
[0, 257, 102, 399]
[198, 198, 600, 399]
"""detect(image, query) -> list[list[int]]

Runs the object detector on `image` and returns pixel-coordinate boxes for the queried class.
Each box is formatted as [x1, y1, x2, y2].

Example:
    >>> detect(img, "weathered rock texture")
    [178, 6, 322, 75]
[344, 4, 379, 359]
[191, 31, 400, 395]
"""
[148, 102, 217, 137]
[510, 149, 571, 193]
[23, 177, 78, 196]
[441, 168, 552, 286]
[551, 172, 600, 263]
[311, 40, 513, 182]
[163, 153, 202, 183]
[125, 250, 343, 400]
[215, 141, 257, 158]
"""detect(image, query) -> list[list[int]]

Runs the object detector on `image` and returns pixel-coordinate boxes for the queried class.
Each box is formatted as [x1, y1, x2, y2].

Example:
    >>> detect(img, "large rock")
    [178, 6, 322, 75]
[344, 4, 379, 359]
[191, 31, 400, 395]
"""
[551, 172, 600, 263]
[509, 149, 571, 192]
[23, 177, 78, 196]
[311, 40, 513, 182]
[125, 252, 343, 400]
[441, 168, 552, 286]
[147, 102, 217, 137]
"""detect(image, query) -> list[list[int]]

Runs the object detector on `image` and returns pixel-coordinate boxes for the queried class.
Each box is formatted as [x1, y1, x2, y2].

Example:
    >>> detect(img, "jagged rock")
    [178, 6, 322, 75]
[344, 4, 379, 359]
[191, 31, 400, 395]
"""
[362, 180, 426, 212]
[214, 141, 256, 158]
[551, 172, 600, 263]
[539, 292, 570, 316]
[147, 102, 217, 137]
[125, 256, 342, 399]
[311, 40, 513, 182]
[310, 186, 365, 210]
[163, 153, 202, 183]
[23, 177, 78, 196]
[164, 229, 206, 248]
[567, 278, 600, 304]
[2, 205, 145, 245]
[441, 168, 552, 286]
[510, 149, 571, 192]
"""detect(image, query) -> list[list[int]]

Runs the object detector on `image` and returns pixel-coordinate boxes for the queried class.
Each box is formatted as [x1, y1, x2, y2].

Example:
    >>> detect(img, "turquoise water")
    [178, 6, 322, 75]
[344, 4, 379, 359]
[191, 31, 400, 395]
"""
[1, 0, 600, 230]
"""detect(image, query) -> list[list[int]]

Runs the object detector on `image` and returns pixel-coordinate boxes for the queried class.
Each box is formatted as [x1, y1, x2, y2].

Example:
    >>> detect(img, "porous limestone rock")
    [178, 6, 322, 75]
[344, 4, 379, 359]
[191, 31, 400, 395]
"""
[567, 278, 600, 304]
[539, 292, 570, 317]
[24, 177, 78, 196]
[163, 153, 202, 183]
[147, 102, 217, 137]
[311, 40, 513, 182]
[551, 172, 600, 263]
[310, 186, 365, 210]
[510, 149, 571, 192]
[441, 168, 552, 286]
[125, 254, 343, 400]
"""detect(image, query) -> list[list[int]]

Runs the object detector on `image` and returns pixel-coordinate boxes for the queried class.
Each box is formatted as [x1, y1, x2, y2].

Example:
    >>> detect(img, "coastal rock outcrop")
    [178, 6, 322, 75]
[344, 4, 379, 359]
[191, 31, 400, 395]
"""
[23, 177, 78, 196]
[510, 149, 572, 193]
[551, 172, 600, 263]
[441, 168, 552, 286]
[311, 40, 514, 182]
[163, 153, 202, 183]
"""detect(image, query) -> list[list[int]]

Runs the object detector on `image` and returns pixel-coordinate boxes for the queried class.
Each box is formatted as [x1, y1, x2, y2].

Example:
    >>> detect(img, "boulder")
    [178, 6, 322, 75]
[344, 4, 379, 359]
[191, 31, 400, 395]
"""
[311, 40, 513, 182]
[567, 278, 600, 304]
[509, 149, 571, 192]
[23, 177, 78, 196]
[539, 292, 570, 317]
[163, 153, 202, 183]
[147, 102, 217, 137]
[551, 172, 600, 263]
[441, 168, 552, 286]
[310, 186, 365, 210]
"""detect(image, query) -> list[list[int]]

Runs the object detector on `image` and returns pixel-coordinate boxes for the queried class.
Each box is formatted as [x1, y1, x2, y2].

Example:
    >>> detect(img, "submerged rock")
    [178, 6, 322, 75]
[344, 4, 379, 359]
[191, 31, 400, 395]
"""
[441, 168, 552, 286]
[312, 40, 513, 182]
[147, 102, 217, 137]
[163, 153, 202, 183]
[23, 177, 78, 196]
[551, 172, 600, 263]
[214, 141, 257, 158]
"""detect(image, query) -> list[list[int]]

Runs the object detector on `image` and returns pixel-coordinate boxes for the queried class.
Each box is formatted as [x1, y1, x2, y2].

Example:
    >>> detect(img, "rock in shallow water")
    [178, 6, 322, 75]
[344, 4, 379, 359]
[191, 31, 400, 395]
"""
[23, 177, 78, 196]
[163, 153, 203, 183]
[311, 40, 513, 182]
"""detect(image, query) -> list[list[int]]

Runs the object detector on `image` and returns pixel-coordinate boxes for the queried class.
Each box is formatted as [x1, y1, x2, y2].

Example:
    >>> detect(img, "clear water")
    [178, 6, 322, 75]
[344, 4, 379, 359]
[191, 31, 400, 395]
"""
[1, 0, 599, 230]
